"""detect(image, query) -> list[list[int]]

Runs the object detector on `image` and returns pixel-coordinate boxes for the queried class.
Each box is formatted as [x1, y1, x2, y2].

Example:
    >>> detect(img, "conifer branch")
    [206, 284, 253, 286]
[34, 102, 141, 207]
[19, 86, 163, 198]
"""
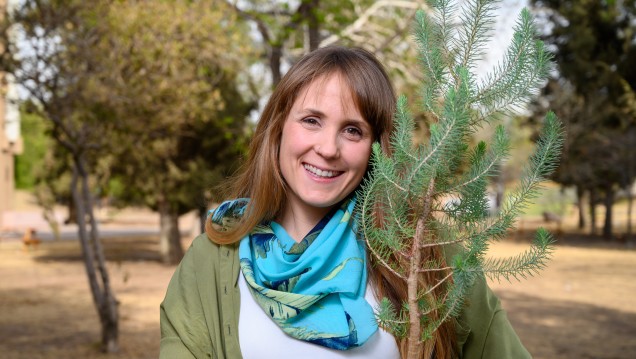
[357, 2, 563, 357]
[482, 227, 555, 282]
[383, 172, 408, 192]
[419, 238, 464, 248]
[447, 126, 509, 193]
[458, 0, 497, 70]
[368, 245, 408, 281]
[418, 266, 452, 273]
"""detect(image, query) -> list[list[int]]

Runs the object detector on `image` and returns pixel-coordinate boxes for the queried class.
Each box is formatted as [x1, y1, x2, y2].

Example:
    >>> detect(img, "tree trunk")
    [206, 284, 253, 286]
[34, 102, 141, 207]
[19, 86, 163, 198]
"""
[405, 180, 435, 359]
[589, 188, 597, 236]
[304, 0, 321, 51]
[65, 196, 77, 224]
[603, 186, 614, 240]
[576, 185, 586, 229]
[495, 177, 504, 214]
[270, 44, 283, 88]
[72, 155, 119, 353]
[199, 205, 208, 235]
[627, 184, 633, 241]
[159, 200, 184, 265]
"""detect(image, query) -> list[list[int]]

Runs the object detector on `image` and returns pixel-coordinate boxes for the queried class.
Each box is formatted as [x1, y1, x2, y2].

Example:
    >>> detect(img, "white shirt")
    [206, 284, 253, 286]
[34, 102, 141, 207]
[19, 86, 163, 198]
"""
[238, 273, 401, 359]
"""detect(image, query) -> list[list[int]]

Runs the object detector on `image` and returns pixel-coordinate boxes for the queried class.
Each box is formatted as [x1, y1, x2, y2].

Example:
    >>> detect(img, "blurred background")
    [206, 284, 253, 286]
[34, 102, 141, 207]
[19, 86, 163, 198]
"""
[0, 0, 634, 358]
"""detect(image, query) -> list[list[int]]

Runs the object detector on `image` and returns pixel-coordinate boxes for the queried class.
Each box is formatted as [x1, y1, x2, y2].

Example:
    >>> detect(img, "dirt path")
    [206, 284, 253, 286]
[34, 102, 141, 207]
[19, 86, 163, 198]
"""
[489, 238, 636, 359]
[1, 234, 635, 358]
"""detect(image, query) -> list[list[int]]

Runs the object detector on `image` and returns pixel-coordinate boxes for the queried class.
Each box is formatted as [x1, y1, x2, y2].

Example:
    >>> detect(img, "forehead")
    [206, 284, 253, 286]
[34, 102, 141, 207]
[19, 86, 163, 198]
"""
[294, 72, 361, 116]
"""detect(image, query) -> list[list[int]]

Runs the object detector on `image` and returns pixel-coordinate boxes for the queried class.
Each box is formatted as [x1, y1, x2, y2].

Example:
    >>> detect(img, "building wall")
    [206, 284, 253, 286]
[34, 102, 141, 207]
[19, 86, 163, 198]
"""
[0, 74, 15, 217]
[0, 0, 23, 228]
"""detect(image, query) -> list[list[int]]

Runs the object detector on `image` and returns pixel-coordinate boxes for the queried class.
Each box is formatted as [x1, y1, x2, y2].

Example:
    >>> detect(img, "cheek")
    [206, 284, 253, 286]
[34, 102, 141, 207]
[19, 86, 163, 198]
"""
[352, 144, 373, 173]
[280, 124, 305, 155]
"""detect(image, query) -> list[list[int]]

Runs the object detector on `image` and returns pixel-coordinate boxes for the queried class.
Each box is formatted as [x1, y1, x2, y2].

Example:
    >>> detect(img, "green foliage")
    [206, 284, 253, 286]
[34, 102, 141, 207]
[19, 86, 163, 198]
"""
[14, 106, 50, 189]
[2, 0, 256, 265]
[357, 0, 564, 350]
[528, 0, 636, 238]
[81, 0, 256, 215]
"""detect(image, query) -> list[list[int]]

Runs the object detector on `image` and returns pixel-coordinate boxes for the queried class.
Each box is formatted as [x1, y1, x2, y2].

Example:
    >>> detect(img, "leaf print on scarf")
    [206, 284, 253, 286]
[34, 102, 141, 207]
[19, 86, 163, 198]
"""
[285, 231, 319, 255]
[304, 313, 359, 350]
[209, 198, 249, 231]
[264, 267, 311, 292]
[241, 258, 322, 321]
[238, 197, 377, 350]
[282, 320, 355, 348]
[286, 208, 335, 255]
[322, 257, 364, 281]
[340, 207, 351, 223]
[250, 224, 275, 259]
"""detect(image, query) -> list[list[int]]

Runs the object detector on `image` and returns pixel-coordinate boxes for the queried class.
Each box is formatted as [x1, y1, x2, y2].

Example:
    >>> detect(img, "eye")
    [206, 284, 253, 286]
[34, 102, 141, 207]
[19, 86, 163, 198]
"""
[343, 126, 363, 139]
[300, 117, 320, 127]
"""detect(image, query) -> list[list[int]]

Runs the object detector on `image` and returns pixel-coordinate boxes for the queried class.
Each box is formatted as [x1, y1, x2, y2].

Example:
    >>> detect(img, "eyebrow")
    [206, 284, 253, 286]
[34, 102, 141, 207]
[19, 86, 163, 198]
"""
[298, 107, 369, 128]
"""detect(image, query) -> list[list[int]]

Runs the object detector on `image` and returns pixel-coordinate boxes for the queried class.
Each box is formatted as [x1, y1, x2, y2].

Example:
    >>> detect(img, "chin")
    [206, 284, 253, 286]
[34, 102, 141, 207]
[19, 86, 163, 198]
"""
[303, 194, 349, 209]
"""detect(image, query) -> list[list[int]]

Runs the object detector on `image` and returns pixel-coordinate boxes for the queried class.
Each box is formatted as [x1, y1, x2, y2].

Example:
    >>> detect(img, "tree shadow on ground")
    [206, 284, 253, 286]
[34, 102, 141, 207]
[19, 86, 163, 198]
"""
[497, 290, 636, 359]
[30, 236, 164, 263]
[0, 287, 160, 359]
[509, 220, 636, 252]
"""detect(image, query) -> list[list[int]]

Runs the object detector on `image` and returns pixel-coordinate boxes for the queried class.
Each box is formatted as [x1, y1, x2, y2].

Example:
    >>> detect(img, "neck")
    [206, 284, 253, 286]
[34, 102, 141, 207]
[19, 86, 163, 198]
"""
[277, 202, 332, 243]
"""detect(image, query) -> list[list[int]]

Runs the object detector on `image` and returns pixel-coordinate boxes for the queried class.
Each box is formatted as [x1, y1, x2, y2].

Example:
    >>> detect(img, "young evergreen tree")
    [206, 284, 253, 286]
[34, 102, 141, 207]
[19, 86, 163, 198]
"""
[357, 1, 564, 357]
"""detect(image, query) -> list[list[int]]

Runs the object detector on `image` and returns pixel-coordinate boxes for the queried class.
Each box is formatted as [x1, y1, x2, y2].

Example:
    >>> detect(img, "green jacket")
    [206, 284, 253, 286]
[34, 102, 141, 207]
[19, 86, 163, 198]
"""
[160, 234, 531, 359]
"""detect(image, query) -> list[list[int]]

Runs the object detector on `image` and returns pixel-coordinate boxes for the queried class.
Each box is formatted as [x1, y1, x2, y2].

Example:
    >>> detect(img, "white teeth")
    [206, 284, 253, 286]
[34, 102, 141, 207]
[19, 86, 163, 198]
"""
[304, 164, 337, 178]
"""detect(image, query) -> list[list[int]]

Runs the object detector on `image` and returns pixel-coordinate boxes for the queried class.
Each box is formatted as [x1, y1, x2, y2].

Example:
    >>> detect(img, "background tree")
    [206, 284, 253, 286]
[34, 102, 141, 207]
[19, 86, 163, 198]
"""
[226, 0, 431, 96]
[0, 0, 119, 352]
[1, 0, 256, 351]
[90, 0, 255, 264]
[529, 0, 636, 239]
[359, 1, 562, 357]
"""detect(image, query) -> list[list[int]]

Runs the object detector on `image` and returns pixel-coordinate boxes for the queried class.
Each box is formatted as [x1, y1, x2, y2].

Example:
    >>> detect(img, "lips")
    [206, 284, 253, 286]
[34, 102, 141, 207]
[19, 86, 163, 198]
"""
[303, 163, 343, 178]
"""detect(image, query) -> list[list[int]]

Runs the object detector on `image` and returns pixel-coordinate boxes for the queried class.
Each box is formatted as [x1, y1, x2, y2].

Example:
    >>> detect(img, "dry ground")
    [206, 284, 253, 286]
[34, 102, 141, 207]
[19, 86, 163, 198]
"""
[1, 219, 635, 358]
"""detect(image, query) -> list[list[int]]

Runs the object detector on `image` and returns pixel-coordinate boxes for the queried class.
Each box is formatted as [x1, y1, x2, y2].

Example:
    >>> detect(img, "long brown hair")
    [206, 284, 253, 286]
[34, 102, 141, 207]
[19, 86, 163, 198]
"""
[205, 46, 394, 243]
[205, 45, 456, 358]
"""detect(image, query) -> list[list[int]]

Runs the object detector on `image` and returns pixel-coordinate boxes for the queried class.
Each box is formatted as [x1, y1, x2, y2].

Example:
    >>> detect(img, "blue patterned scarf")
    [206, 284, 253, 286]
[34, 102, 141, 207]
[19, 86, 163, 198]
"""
[211, 198, 377, 350]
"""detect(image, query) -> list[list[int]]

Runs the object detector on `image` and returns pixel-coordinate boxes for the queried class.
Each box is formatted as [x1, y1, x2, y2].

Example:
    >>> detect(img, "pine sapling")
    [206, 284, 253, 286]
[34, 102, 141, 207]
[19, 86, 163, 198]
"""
[357, 1, 564, 358]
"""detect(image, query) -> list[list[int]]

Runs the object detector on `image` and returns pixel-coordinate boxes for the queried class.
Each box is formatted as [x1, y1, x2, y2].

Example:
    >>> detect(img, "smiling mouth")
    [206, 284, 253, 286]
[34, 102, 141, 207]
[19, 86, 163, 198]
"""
[303, 164, 342, 178]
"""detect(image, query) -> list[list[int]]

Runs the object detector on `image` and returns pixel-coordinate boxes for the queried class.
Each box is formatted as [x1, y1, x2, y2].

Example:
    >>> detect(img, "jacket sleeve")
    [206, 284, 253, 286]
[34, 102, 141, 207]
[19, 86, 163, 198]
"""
[160, 237, 216, 359]
[457, 276, 532, 359]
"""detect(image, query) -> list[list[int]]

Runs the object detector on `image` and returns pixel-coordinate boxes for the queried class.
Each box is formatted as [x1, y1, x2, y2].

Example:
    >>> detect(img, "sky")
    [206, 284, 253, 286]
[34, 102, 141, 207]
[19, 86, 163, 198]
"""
[478, 0, 529, 80]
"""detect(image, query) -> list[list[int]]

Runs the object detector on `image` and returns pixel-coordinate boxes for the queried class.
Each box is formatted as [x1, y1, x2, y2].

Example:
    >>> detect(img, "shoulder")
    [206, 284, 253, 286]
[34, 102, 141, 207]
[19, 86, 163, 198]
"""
[160, 233, 241, 358]
[162, 233, 240, 308]
[182, 233, 240, 276]
[162, 233, 223, 305]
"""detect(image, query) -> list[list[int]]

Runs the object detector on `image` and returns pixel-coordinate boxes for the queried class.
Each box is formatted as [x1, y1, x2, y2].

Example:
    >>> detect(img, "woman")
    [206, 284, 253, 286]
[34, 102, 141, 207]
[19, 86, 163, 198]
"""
[160, 46, 530, 359]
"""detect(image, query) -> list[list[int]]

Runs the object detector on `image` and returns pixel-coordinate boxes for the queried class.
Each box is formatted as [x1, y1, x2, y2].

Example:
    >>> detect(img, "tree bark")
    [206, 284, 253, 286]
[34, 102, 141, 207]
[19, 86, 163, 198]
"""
[627, 185, 633, 241]
[589, 188, 597, 236]
[407, 220, 425, 359]
[270, 44, 283, 88]
[495, 177, 504, 214]
[576, 185, 586, 229]
[406, 179, 435, 359]
[159, 199, 184, 265]
[65, 197, 77, 224]
[72, 155, 119, 353]
[304, 0, 321, 51]
[603, 186, 614, 240]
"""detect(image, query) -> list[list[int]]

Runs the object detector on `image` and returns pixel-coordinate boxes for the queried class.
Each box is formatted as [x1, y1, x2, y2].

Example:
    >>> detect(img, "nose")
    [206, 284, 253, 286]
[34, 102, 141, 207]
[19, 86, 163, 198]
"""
[314, 131, 340, 159]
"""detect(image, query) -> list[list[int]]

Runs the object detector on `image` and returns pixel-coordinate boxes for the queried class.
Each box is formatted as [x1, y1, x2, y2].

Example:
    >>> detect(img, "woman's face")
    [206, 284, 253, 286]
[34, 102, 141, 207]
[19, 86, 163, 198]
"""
[279, 73, 373, 218]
